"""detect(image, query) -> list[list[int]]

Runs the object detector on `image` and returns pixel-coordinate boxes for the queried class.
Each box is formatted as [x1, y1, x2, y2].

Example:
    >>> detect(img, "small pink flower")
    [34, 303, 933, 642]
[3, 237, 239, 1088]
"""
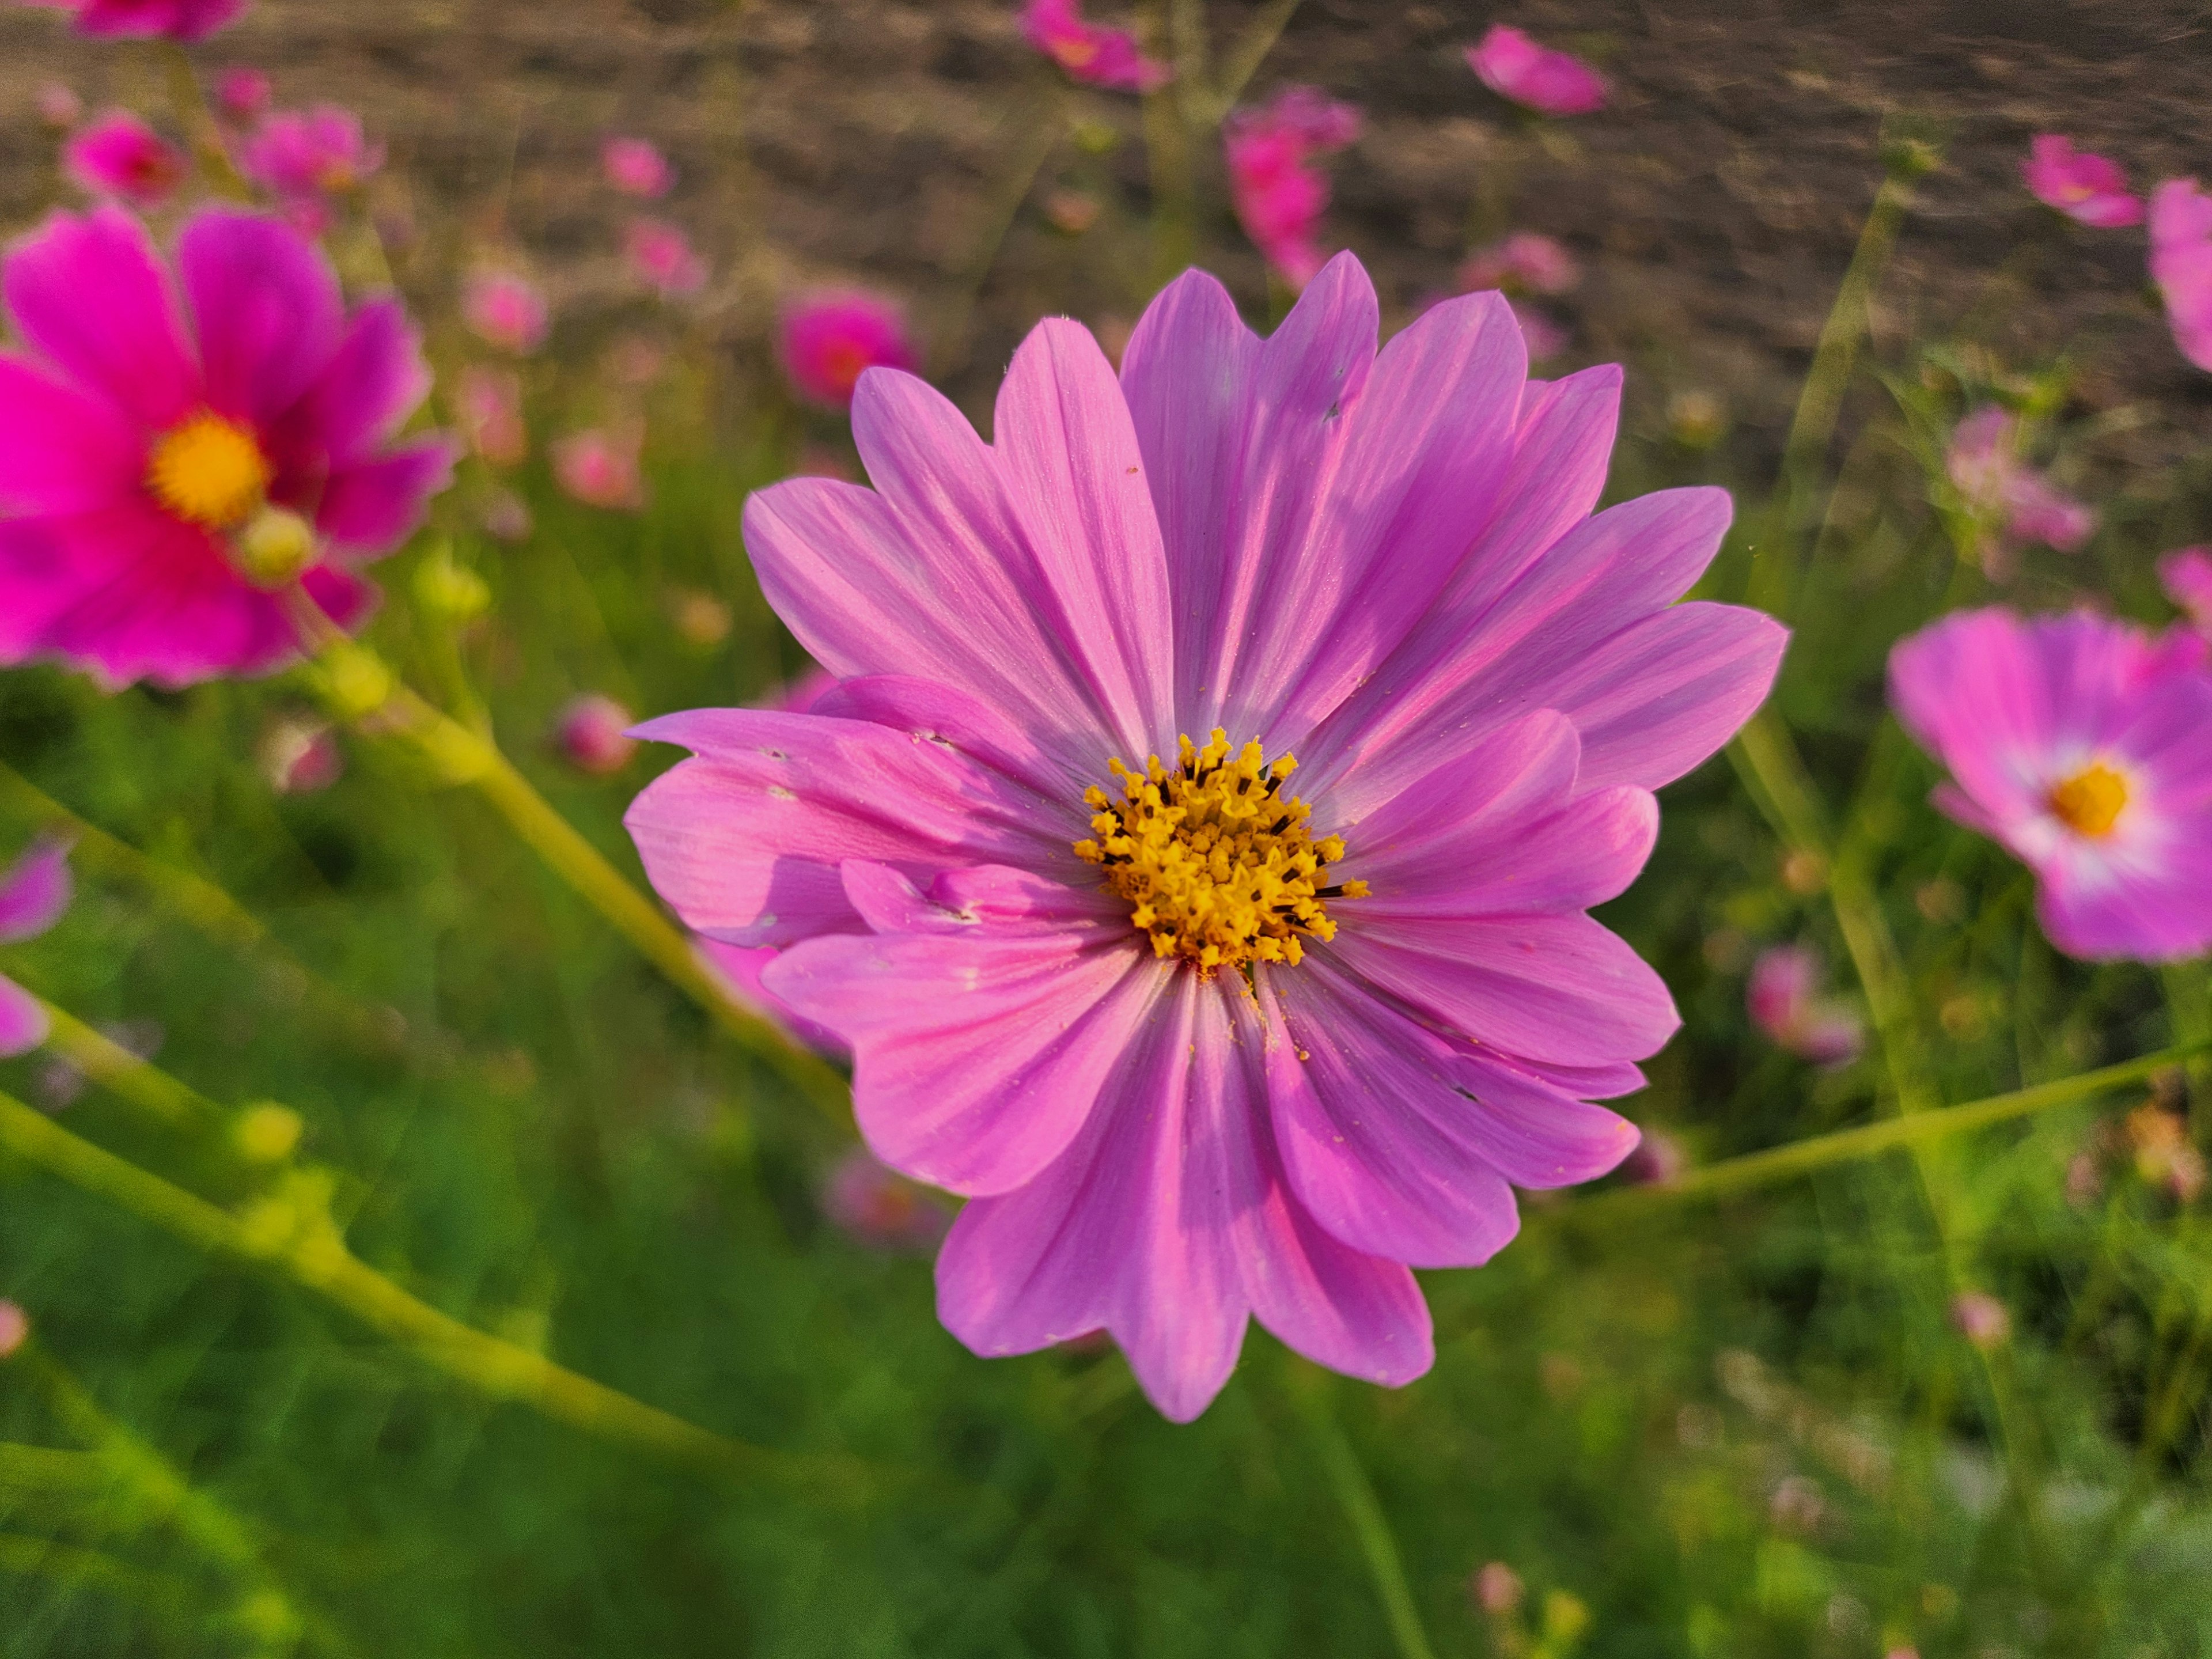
[21, 0, 244, 42]
[821, 1147, 952, 1252]
[1945, 405, 2094, 573]
[461, 269, 549, 355]
[215, 67, 271, 124]
[1618, 1126, 1684, 1185]
[554, 692, 637, 774]
[1470, 1561, 1523, 1616]
[601, 135, 673, 198]
[0, 839, 70, 1057]
[551, 427, 644, 512]
[480, 488, 532, 543]
[64, 112, 185, 210]
[2158, 546, 2212, 635]
[1948, 1290, 2010, 1350]
[2021, 135, 2142, 228]
[2149, 177, 2212, 374]
[36, 82, 82, 131]
[256, 714, 341, 793]
[1509, 299, 1568, 361]
[1465, 25, 1607, 117]
[777, 289, 921, 410]
[1019, 0, 1170, 93]
[456, 365, 526, 467]
[623, 217, 707, 297]
[241, 105, 382, 233]
[1458, 230, 1580, 296]
[1891, 607, 2212, 963]
[1224, 85, 1362, 288]
[1747, 945, 1863, 1066]
[0, 1300, 25, 1359]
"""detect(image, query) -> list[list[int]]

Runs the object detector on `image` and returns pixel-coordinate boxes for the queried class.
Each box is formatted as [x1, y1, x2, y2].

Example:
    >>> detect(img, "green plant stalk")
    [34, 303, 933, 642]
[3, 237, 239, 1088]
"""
[160, 44, 252, 201]
[0, 1532, 195, 1622]
[933, 94, 1067, 378]
[33, 999, 225, 1135]
[1210, 0, 1304, 117]
[1300, 1390, 1439, 1659]
[1139, 1, 1197, 284]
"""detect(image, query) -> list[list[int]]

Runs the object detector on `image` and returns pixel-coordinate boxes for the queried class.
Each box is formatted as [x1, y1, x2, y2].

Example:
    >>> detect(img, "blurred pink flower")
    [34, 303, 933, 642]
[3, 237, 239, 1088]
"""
[256, 714, 341, 793]
[623, 217, 706, 297]
[0, 839, 70, 1056]
[0, 1301, 25, 1358]
[777, 289, 920, 410]
[63, 112, 184, 209]
[1019, 0, 1169, 93]
[241, 105, 382, 232]
[551, 427, 644, 511]
[21, 0, 243, 41]
[601, 134, 673, 198]
[480, 488, 532, 543]
[2021, 135, 2142, 228]
[1470, 1561, 1524, 1615]
[820, 1147, 952, 1252]
[215, 66, 270, 124]
[1747, 945, 1863, 1066]
[456, 365, 526, 467]
[1224, 84, 1362, 288]
[554, 692, 637, 775]
[2149, 177, 2212, 373]
[461, 269, 548, 355]
[1466, 25, 1607, 116]
[2158, 546, 2212, 635]
[1458, 230, 1580, 296]
[1945, 405, 2094, 574]
[1948, 1290, 2010, 1350]
[1509, 300, 1568, 361]
[35, 82, 82, 131]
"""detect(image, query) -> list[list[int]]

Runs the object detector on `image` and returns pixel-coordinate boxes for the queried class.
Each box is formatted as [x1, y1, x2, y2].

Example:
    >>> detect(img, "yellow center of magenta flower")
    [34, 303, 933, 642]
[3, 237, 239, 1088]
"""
[2049, 762, 2128, 838]
[1073, 729, 1365, 974]
[145, 411, 272, 531]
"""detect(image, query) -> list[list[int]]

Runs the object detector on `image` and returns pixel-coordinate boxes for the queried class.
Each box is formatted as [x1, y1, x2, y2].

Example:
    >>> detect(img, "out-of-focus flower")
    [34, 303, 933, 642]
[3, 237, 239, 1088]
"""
[35, 82, 82, 131]
[0, 839, 70, 1057]
[1470, 1562, 1524, 1615]
[1457, 230, 1579, 296]
[777, 289, 920, 410]
[668, 586, 732, 649]
[0, 206, 453, 686]
[241, 105, 382, 233]
[626, 255, 1785, 1422]
[461, 268, 549, 355]
[0, 1301, 25, 1358]
[1224, 84, 1362, 288]
[1666, 389, 1728, 450]
[820, 1147, 952, 1252]
[1465, 24, 1607, 116]
[2021, 135, 2142, 228]
[1747, 945, 1863, 1066]
[1019, 0, 1170, 93]
[214, 66, 271, 124]
[256, 714, 342, 793]
[1948, 1290, 2011, 1350]
[456, 365, 525, 467]
[63, 112, 184, 209]
[551, 427, 644, 512]
[1043, 188, 1101, 235]
[1946, 405, 2094, 575]
[2149, 178, 2212, 373]
[623, 217, 706, 297]
[480, 489, 532, 543]
[2160, 546, 2212, 636]
[1769, 1475, 1826, 1535]
[554, 692, 637, 775]
[21, 0, 244, 42]
[1891, 607, 2212, 962]
[601, 134, 673, 198]
[1618, 1126, 1684, 1185]
[1509, 299, 1568, 361]
[2126, 1103, 2206, 1202]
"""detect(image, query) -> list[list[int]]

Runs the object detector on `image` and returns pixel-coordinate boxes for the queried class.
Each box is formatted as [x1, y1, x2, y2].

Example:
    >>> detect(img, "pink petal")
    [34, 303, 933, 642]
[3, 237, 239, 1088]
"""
[807, 674, 1090, 801]
[283, 297, 433, 465]
[3, 206, 198, 430]
[0, 976, 47, 1057]
[177, 208, 344, 426]
[0, 355, 143, 514]
[315, 438, 456, 555]
[0, 839, 71, 942]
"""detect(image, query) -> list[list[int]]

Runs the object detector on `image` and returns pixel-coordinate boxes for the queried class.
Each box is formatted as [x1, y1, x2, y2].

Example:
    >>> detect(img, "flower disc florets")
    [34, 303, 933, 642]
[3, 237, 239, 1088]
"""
[1073, 728, 1366, 973]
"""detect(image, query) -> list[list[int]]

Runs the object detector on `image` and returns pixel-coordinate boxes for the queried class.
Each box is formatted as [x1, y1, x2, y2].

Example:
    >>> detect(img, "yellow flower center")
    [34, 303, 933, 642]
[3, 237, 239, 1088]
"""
[1073, 728, 1366, 974]
[145, 411, 271, 531]
[2049, 762, 2128, 838]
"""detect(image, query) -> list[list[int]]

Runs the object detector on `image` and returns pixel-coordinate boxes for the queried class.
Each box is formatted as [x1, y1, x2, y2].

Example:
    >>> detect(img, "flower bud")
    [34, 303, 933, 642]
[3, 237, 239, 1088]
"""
[317, 643, 393, 720]
[232, 1102, 304, 1164]
[554, 694, 638, 775]
[414, 549, 491, 622]
[234, 504, 318, 588]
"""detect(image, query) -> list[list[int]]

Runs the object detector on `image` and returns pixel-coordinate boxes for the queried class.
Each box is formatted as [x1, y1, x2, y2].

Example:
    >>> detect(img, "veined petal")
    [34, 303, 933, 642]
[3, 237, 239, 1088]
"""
[3, 206, 198, 430]
[179, 207, 344, 426]
[0, 355, 144, 515]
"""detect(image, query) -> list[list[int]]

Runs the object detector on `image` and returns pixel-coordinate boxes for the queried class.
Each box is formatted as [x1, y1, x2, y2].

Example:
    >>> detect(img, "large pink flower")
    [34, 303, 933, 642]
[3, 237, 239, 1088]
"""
[0, 838, 70, 1056]
[1019, 0, 1170, 93]
[2021, 135, 2142, 228]
[21, 0, 243, 41]
[1465, 25, 1607, 118]
[1225, 86, 1362, 289]
[626, 255, 1786, 1419]
[0, 206, 453, 687]
[1890, 607, 2212, 963]
[2149, 178, 2212, 374]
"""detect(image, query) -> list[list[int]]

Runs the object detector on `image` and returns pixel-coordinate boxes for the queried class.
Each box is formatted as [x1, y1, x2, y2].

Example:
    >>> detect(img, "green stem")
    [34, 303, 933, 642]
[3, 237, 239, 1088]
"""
[1209, 0, 1304, 118]
[933, 94, 1067, 378]
[159, 44, 252, 201]
[1139, 1, 1197, 285]
[1301, 1390, 1439, 1659]
[33, 999, 226, 1135]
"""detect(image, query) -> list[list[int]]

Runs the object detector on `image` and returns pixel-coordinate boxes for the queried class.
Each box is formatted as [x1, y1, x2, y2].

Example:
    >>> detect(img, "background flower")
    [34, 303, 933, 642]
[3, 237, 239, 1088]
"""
[242, 105, 383, 232]
[1466, 24, 1608, 116]
[601, 134, 673, 198]
[63, 112, 184, 209]
[1224, 85, 1362, 287]
[775, 288, 919, 409]
[2021, 134, 2142, 226]
[0, 838, 69, 1056]
[21, 0, 244, 41]
[2149, 177, 2212, 373]
[461, 268, 550, 354]
[1019, 0, 1170, 93]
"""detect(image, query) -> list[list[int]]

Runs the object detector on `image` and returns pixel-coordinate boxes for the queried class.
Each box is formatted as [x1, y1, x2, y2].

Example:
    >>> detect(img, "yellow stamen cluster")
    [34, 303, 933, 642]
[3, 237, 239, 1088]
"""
[1073, 729, 1367, 974]
[145, 410, 271, 531]
[2049, 761, 2128, 838]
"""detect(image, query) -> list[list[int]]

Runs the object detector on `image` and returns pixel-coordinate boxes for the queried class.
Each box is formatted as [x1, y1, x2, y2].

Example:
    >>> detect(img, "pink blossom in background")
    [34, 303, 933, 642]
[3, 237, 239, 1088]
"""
[776, 289, 920, 410]
[1457, 230, 1580, 296]
[821, 1147, 953, 1252]
[2149, 177, 2212, 373]
[624, 253, 1786, 1420]
[215, 66, 271, 124]
[1746, 945, 1863, 1066]
[1018, 0, 1170, 93]
[623, 217, 707, 297]
[0, 1301, 25, 1358]
[456, 365, 526, 467]
[63, 112, 185, 210]
[20, 0, 244, 41]
[242, 106, 382, 232]
[35, 82, 82, 131]
[2158, 546, 2212, 635]
[0, 206, 453, 685]
[461, 269, 549, 355]
[1508, 300, 1567, 361]
[1949, 1291, 2011, 1350]
[601, 135, 673, 198]
[1471, 1563, 1523, 1616]
[256, 714, 342, 793]
[554, 692, 638, 774]
[0, 839, 70, 1056]
[1465, 25, 1608, 117]
[1945, 404, 2094, 575]
[1224, 85, 1362, 288]
[1890, 607, 2212, 963]
[480, 488, 531, 543]
[2021, 135, 2142, 228]
[551, 427, 644, 511]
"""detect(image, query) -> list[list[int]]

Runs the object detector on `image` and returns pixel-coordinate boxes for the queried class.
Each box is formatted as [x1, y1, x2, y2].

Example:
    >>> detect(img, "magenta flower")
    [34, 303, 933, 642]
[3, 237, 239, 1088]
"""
[551, 427, 644, 512]
[623, 217, 707, 298]
[1458, 230, 1580, 297]
[2021, 135, 2142, 228]
[777, 289, 921, 411]
[699, 937, 847, 1057]
[625, 255, 1785, 1419]
[821, 1147, 952, 1252]
[0, 206, 452, 687]
[461, 270, 549, 355]
[20, 0, 243, 41]
[1225, 85, 1362, 289]
[456, 365, 525, 467]
[1465, 25, 1607, 117]
[1746, 945, 1862, 1066]
[1945, 404, 2093, 576]
[2149, 178, 2212, 374]
[0, 839, 70, 1056]
[63, 112, 185, 210]
[554, 692, 637, 774]
[241, 106, 382, 233]
[2160, 546, 2212, 636]
[1019, 0, 1170, 93]
[215, 67, 271, 124]
[601, 135, 673, 198]
[0, 1301, 24, 1358]
[1891, 607, 2212, 963]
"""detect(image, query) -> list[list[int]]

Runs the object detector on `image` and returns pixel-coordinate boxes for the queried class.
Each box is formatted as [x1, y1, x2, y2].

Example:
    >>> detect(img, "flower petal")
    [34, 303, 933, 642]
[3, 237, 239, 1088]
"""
[315, 437, 455, 556]
[281, 297, 432, 465]
[178, 207, 344, 425]
[0, 975, 47, 1058]
[3, 206, 197, 429]
[0, 355, 144, 515]
[808, 673, 1092, 802]
[0, 839, 71, 942]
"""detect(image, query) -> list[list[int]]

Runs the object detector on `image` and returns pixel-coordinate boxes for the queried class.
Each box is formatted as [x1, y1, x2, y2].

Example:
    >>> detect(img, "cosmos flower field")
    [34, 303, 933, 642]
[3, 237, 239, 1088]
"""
[2, 2, 2211, 1655]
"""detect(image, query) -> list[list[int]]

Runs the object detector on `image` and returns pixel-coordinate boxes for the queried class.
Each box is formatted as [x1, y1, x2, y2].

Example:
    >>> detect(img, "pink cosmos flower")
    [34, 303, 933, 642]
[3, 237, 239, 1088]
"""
[215, 67, 271, 124]
[20, 0, 244, 41]
[63, 112, 185, 210]
[821, 1147, 952, 1252]
[2149, 178, 2212, 374]
[554, 692, 637, 774]
[2021, 135, 2142, 228]
[624, 254, 1786, 1420]
[777, 289, 921, 411]
[2159, 546, 2212, 635]
[461, 270, 549, 355]
[1890, 607, 2212, 963]
[1949, 1290, 2010, 1350]
[1458, 230, 1580, 296]
[1746, 944, 1862, 1066]
[1945, 404, 2094, 575]
[0, 1301, 25, 1358]
[1224, 85, 1362, 289]
[241, 106, 382, 233]
[36, 82, 83, 131]
[456, 365, 525, 467]
[0, 206, 453, 687]
[1019, 0, 1170, 93]
[0, 839, 70, 1056]
[624, 217, 707, 298]
[601, 135, 673, 198]
[551, 427, 644, 512]
[1465, 25, 1608, 118]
